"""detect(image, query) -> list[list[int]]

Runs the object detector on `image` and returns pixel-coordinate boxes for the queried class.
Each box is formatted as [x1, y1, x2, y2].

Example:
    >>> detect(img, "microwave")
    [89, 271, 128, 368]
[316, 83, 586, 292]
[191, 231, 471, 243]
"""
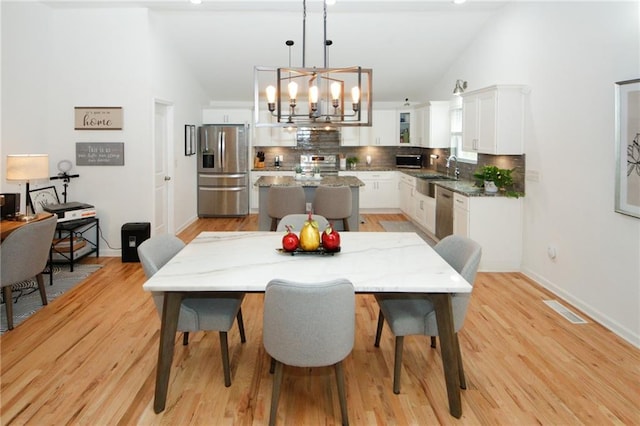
[396, 154, 422, 169]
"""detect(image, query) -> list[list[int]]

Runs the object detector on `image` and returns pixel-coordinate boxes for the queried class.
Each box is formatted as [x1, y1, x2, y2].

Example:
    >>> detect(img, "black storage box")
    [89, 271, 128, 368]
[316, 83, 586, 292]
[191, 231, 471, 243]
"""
[121, 222, 150, 262]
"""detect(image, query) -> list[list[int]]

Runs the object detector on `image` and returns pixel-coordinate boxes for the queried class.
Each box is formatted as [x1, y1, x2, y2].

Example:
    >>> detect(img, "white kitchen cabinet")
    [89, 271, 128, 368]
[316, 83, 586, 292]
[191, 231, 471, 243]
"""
[453, 192, 523, 271]
[340, 126, 361, 146]
[357, 171, 398, 209]
[453, 193, 469, 238]
[461, 85, 527, 155]
[361, 109, 397, 146]
[422, 101, 451, 148]
[253, 111, 296, 147]
[398, 173, 415, 218]
[397, 109, 415, 146]
[415, 192, 436, 234]
[202, 108, 252, 124]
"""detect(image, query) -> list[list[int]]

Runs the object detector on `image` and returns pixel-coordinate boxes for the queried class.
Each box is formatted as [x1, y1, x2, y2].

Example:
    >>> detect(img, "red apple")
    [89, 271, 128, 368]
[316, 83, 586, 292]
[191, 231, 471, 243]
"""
[282, 225, 300, 252]
[322, 223, 341, 252]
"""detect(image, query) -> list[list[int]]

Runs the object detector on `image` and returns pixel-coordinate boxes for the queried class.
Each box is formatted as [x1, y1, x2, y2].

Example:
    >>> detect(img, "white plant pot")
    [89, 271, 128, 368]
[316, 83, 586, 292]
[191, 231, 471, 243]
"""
[484, 181, 498, 193]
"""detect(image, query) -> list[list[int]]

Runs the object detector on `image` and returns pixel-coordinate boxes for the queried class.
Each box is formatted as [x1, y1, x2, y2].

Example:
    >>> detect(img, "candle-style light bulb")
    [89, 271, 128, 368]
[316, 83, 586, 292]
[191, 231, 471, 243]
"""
[331, 82, 341, 101]
[288, 81, 298, 102]
[266, 85, 276, 112]
[309, 85, 319, 115]
[266, 85, 276, 103]
[309, 85, 319, 103]
[351, 86, 360, 103]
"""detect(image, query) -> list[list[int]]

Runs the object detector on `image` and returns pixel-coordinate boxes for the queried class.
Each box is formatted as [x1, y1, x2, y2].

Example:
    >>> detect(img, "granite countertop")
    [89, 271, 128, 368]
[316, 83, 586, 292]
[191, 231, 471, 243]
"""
[254, 175, 365, 187]
[251, 167, 518, 197]
[398, 168, 509, 197]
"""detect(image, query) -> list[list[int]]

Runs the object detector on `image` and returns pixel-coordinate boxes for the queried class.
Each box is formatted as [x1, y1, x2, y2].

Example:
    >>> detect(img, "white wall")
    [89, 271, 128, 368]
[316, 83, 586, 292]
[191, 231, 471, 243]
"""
[149, 12, 211, 233]
[428, 1, 640, 346]
[1, 3, 207, 254]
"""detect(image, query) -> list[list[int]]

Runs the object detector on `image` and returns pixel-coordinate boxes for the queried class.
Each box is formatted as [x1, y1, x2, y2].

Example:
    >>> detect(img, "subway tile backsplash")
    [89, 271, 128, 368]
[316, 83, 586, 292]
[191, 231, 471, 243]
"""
[253, 129, 525, 191]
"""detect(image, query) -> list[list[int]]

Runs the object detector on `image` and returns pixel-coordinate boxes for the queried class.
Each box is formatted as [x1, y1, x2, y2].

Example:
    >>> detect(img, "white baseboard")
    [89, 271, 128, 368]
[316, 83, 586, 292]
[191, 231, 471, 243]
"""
[521, 267, 640, 348]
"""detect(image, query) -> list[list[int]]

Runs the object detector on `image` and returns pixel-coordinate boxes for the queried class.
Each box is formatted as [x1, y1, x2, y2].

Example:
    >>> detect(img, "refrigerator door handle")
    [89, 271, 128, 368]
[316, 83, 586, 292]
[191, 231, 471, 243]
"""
[199, 186, 246, 192]
[204, 128, 210, 153]
[220, 131, 226, 170]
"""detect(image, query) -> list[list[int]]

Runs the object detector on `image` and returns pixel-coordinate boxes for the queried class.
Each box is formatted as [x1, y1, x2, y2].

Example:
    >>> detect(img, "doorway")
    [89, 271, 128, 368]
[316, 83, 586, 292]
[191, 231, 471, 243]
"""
[153, 100, 175, 236]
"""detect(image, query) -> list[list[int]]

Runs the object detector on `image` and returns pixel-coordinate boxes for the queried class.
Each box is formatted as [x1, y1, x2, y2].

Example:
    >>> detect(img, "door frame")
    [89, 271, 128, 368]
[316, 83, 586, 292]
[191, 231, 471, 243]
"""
[152, 98, 175, 235]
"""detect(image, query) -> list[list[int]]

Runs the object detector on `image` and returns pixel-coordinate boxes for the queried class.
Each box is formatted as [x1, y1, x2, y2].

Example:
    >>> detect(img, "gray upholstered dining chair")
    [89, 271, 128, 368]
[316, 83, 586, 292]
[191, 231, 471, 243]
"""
[138, 234, 246, 387]
[374, 234, 482, 394]
[275, 213, 329, 233]
[263, 278, 355, 426]
[1, 215, 57, 330]
[267, 186, 306, 231]
[312, 185, 352, 231]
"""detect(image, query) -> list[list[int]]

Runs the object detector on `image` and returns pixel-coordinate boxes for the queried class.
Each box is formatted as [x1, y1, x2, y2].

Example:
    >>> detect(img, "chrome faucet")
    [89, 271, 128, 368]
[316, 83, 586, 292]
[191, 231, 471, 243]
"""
[446, 155, 460, 180]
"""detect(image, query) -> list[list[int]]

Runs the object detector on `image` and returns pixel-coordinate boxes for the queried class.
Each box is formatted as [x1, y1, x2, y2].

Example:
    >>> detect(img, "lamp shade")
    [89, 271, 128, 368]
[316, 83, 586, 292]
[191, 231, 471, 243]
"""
[6, 154, 50, 181]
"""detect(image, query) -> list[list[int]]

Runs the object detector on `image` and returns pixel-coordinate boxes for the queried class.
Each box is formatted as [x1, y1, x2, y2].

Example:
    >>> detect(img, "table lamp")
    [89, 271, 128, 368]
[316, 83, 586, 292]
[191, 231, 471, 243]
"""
[6, 154, 50, 219]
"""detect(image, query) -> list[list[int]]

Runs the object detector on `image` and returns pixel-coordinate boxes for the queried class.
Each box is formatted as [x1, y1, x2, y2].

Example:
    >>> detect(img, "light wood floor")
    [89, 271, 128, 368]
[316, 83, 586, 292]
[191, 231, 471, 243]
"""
[1, 214, 638, 425]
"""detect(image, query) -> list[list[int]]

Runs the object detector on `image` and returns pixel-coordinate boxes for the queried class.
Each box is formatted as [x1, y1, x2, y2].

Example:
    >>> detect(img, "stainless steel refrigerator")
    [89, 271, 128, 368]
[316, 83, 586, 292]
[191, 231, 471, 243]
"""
[197, 124, 249, 217]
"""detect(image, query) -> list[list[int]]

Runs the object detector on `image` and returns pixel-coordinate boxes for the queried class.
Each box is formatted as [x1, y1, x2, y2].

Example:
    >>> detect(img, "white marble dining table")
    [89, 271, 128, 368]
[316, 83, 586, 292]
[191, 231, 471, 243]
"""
[142, 231, 472, 418]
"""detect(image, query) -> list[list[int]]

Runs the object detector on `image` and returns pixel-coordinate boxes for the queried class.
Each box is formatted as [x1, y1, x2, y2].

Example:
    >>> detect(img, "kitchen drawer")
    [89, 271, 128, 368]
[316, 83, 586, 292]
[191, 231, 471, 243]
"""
[398, 173, 416, 187]
[454, 193, 469, 211]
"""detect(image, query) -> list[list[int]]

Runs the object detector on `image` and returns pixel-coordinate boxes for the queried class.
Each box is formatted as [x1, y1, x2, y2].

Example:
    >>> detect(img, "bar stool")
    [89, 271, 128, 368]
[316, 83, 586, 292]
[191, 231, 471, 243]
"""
[313, 185, 352, 231]
[267, 186, 306, 231]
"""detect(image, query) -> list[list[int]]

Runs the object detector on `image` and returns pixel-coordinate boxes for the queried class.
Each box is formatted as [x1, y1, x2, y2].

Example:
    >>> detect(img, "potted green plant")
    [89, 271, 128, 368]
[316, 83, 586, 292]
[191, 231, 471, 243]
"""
[346, 156, 359, 170]
[473, 165, 523, 198]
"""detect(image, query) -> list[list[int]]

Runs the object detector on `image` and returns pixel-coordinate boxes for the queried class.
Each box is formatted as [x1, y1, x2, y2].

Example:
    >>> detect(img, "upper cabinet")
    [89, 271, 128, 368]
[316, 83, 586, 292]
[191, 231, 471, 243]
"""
[420, 101, 451, 148]
[397, 109, 414, 145]
[202, 108, 252, 124]
[461, 85, 528, 155]
[252, 111, 297, 147]
[340, 126, 361, 146]
[361, 109, 397, 146]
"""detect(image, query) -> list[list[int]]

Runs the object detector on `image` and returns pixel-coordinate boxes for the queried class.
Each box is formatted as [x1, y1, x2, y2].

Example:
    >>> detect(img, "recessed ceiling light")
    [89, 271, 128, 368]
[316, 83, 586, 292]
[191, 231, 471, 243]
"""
[190, 0, 202, 4]
[453, 0, 466, 4]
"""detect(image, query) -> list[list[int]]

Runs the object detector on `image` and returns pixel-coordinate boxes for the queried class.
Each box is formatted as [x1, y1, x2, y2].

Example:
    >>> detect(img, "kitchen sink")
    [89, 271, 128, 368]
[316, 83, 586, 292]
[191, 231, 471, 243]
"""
[415, 173, 457, 180]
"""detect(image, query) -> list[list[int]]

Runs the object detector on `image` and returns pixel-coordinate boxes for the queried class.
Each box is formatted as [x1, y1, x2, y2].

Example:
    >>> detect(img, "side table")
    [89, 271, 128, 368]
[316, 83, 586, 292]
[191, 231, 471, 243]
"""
[51, 217, 100, 272]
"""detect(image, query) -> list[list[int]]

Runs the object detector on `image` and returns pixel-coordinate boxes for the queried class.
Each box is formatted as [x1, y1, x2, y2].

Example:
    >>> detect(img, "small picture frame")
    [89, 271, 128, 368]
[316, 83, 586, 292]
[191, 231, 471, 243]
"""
[185, 124, 196, 156]
[615, 78, 640, 218]
[29, 186, 60, 214]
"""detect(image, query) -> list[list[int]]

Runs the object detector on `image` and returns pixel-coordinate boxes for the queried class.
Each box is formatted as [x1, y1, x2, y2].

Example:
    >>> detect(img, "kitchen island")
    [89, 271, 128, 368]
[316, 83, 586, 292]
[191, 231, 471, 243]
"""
[254, 175, 364, 231]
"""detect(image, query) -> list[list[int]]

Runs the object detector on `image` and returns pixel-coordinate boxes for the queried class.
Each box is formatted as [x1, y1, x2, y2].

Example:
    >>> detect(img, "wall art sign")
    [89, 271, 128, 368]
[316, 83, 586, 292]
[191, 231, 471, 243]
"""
[76, 142, 124, 166]
[615, 78, 640, 219]
[74, 107, 123, 130]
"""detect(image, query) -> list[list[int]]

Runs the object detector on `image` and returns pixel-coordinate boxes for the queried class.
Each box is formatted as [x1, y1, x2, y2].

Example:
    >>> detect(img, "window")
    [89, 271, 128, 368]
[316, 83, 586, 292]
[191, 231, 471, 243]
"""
[450, 101, 477, 163]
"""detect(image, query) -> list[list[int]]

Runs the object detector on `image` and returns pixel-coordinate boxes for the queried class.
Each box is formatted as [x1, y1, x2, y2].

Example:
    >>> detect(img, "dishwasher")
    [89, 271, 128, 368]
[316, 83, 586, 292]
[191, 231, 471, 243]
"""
[435, 187, 453, 239]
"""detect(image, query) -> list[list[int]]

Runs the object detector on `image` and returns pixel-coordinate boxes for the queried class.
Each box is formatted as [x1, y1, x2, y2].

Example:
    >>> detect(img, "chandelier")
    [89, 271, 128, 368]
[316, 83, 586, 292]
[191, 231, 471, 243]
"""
[254, 0, 372, 128]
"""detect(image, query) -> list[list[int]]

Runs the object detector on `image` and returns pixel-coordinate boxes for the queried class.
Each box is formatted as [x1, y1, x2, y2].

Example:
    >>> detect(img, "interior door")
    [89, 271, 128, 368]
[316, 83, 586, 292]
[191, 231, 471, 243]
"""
[153, 100, 174, 235]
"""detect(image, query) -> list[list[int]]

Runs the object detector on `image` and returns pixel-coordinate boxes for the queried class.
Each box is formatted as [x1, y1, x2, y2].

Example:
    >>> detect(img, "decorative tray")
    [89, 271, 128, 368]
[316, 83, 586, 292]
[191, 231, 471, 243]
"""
[276, 247, 341, 256]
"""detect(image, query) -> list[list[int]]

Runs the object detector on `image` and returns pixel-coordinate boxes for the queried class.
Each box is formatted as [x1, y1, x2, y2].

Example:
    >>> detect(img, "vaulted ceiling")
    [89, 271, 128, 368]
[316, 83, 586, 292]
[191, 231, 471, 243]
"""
[42, 0, 512, 103]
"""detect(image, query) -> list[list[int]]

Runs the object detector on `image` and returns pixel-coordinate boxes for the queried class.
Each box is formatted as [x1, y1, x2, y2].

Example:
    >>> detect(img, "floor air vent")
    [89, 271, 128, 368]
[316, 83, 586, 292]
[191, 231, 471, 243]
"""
[543, 300, 588, 324]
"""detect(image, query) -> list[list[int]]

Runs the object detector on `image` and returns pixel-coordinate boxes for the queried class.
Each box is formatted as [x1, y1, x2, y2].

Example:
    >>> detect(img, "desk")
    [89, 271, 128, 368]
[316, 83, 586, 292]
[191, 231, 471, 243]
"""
[143, 231, 471, 418]
[0, 213, 54, 242]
